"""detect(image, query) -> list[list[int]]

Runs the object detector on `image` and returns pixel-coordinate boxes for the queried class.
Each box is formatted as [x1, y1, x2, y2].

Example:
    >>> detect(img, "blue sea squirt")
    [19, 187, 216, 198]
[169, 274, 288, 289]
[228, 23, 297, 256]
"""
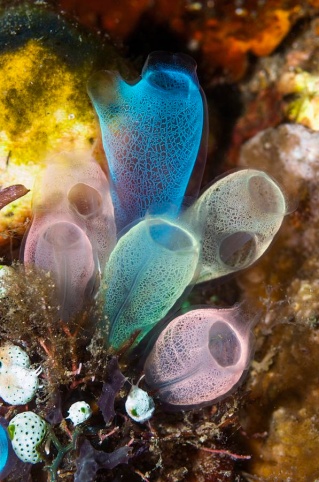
[0, 422, 12, 479]
[88, 51, 207, 231]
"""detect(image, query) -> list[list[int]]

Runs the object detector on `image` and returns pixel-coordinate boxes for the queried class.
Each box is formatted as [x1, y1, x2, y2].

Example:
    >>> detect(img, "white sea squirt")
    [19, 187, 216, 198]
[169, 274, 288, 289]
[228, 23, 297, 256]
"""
[8, 412, 47, 464]
[125, 377, 155, 423]
[0, 343, 41, 405]
[67, 401, 92, 426]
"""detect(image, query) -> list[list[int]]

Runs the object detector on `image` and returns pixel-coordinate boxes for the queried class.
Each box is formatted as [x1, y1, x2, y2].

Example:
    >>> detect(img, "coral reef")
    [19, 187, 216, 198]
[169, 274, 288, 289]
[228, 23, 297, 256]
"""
[58, 0, 319, 81]
[2, 0, 319, 481]
[235, 123, 319, 480]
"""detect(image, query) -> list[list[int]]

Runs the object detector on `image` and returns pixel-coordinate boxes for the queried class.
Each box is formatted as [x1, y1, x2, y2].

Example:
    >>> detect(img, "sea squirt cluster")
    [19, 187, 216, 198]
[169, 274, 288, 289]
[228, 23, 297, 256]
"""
[21, 52, 288, 412]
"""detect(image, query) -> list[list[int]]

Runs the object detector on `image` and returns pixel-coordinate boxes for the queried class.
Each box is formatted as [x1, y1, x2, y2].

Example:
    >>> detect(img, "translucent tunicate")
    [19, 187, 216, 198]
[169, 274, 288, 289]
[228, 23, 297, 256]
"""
[88, 51, 207, 231]
[22, 150, 116, 320]
[103, 215, 200, 350]
[144, 306, 253, 408]
[32, 221, 95, 320]
[185, 169, 287, 283]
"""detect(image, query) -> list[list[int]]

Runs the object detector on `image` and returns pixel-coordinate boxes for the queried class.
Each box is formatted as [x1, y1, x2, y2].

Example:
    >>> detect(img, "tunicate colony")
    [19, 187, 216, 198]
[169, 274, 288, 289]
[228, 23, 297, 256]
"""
[8, 51, 286, 420]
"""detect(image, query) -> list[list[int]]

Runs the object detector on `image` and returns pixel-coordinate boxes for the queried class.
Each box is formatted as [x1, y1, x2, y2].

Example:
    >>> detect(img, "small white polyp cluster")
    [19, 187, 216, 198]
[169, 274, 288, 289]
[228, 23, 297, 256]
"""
[67, 401, 92, 426]
[8, 412, 47, 464]
[0, 343, 41, 405]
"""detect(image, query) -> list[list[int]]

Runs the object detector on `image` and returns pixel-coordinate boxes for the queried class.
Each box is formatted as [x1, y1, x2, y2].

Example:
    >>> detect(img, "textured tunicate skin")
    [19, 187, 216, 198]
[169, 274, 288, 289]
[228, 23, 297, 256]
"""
[144, 307, 253, 408]
[0, 343, 30, 368]
[88, 51, 207, 231]
[0, 344, 40, 405]
[0, 365, 39, 405]
[22, 151, 116, 320]
[8, 412, 47, 464]
[103, 216, 200, 350]
[186, 169, 287, 283]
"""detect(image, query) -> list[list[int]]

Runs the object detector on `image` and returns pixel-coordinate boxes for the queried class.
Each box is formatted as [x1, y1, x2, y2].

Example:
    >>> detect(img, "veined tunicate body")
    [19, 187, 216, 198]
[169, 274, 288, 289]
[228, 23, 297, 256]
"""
[144, 306, 253, 408]
[88, 51, 207, 231]
[22, 150, 116, 320]
[103, 215, 200, 350]
[185, 169, 287, 283]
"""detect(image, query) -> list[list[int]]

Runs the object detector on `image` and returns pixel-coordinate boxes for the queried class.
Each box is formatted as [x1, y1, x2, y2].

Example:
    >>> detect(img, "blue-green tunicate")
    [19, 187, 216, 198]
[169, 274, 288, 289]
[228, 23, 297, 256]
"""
[103, 216, 200, 350]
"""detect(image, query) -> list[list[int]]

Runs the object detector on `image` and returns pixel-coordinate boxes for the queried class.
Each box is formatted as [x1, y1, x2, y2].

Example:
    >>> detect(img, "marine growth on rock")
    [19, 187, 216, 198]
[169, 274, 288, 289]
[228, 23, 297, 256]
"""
[0, 36, 288, 481]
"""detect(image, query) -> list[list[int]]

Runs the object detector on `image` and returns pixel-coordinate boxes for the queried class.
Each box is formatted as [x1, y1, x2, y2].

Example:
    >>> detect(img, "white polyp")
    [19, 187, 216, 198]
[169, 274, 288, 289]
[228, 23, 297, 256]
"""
[0, 343, 30, 368]
[0, 344, 40, 405]
[0, 266, 14, 298]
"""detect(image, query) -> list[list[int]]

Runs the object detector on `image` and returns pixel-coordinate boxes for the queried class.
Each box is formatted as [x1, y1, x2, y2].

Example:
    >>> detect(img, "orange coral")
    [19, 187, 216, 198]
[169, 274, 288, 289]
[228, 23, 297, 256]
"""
[59, 0, 319, 80]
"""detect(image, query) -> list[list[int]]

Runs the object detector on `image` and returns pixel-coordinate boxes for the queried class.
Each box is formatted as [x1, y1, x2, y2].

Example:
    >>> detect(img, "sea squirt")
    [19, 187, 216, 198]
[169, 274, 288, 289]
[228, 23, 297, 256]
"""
[0, 344, 41, 405]
[0, 423, 11, 478]
[88, 51, 207, 231]
[22, 150, 116, 321]
[103, 215, 200, 350]
[186, 169, 287, 283]
[0, 416, 22, 479]
[144, 306, 254, 408]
